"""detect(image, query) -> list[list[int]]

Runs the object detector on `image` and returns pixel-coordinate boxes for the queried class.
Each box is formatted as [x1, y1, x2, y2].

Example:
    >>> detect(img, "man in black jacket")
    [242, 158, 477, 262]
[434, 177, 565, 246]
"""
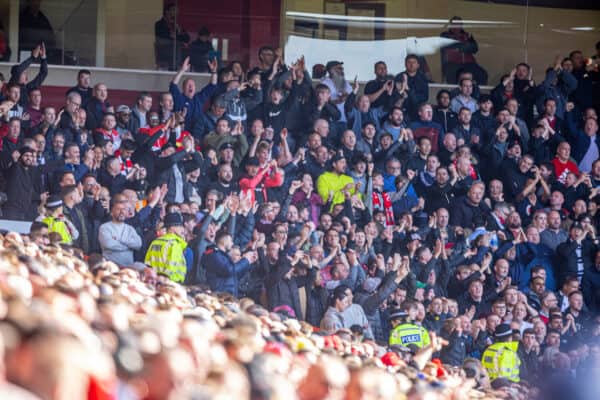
[394, 55, 429, 120]
[8, 44, 48, 107]
[265, 245, 317, 321]
[449, 181, 490, 229]
[2, 146, 44, 220]
[556, 223, 597, 285]
[518, 328, 540, 382]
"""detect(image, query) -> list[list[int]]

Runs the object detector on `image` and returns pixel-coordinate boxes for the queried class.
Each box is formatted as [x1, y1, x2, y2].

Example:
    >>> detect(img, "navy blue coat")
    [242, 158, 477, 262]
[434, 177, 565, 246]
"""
[565, 110, 600, 164]
[202, 246, 251, 297]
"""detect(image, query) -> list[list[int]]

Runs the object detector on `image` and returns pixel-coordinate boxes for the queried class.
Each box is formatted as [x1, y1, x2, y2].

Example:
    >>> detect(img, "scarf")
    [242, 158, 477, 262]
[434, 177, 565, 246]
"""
[120, 157, 133, 175]
[372, 190, 394, 226]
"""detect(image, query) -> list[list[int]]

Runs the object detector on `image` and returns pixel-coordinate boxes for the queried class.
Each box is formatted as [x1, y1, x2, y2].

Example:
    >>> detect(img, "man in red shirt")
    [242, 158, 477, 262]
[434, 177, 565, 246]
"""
[551, 141, 579, 184]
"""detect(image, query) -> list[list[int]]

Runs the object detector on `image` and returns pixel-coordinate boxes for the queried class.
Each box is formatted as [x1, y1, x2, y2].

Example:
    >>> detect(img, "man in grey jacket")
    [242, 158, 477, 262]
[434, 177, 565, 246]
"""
[98, 201, 142, 266]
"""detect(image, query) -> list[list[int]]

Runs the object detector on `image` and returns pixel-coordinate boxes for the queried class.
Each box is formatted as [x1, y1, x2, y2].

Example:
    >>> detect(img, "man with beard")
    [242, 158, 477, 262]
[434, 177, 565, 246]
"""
[540, 210, 568, 251]
[98, 200, 142, 266]
[433, 90, 458, 134]
[3, 146, 44, 220]
[207, 162, 239, 197]
[321, 61, 352, 123]
[304, 145, 329, 182]
[425, 167, 455, 214]
[380, 106, 409, 142]
[394, 54, 429, 120]
[115, 105, 132, 137]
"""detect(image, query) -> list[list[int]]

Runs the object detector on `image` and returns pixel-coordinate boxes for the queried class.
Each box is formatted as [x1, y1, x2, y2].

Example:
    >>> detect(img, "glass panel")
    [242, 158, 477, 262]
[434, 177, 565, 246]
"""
[282, 0, 532, 86]
[17, 0, 97, 65]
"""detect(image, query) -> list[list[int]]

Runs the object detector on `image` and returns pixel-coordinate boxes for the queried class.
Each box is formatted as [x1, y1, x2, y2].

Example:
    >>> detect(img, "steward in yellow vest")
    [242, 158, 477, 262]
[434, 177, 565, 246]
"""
[481, 323, 521, 383]
[145, 213, 188, 283]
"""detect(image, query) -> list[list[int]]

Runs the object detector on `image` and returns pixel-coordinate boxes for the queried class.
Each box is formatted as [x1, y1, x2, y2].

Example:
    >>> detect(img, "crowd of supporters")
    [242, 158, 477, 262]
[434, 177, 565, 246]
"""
[0, 38, 599, 399]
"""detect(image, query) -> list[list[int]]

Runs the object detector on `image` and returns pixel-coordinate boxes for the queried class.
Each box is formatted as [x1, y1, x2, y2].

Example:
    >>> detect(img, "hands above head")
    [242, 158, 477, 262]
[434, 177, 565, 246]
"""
[207, 58, 218, 74]
[180, 56, 191, 72]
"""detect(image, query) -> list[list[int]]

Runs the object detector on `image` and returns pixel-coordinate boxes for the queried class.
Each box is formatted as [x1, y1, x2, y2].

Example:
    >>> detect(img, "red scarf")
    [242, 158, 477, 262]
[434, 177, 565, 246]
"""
[120, 157, 133, 175]
[372, 190, 394, 226]
[138, 125, 193, 152]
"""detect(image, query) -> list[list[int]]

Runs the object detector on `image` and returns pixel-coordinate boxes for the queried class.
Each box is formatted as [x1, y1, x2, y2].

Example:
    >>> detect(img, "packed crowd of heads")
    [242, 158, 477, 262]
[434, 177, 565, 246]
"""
[0, 39, 599, 399]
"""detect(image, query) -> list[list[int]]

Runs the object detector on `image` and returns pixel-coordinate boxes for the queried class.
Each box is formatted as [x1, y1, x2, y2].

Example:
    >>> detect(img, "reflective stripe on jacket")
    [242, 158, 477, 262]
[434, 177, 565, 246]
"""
[481, 341, 521, 382]
[145, 233, 187, 283]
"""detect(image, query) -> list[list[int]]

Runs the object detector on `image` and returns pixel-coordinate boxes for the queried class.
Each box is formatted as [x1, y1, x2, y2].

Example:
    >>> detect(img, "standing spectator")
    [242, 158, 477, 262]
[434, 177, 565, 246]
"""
[170, 56, 218, 131]
[565, 107, 600, 174]
[154, 3, 190, 70]
[25, 88, 43, 129]
[440, 16, 487, 85]
[8, 44, 48, 107]
[583, 250, 600, 313]
[85, 83, 112, 131]
[321, 61, 352, 125]
[98, 200, 142, 266]
[66, 69, 93, 107]
[433, 90, 458, 135]
[450, 78, 478, 114]
[316, 153, 355, 210]
[2, 146, 43, 220]
[189, 26, 214, 73]
[551, 142, 579, 184]
[537, 58, 577, 119]
[18, 1, 55, 54]
[556, 223, 597, 285]
[408, 104, 444, 154]
[363, 61, 394, 109]
[203, 230, 257, 297]
[394, 54, 429, 120]
[128, 92, 153, 135]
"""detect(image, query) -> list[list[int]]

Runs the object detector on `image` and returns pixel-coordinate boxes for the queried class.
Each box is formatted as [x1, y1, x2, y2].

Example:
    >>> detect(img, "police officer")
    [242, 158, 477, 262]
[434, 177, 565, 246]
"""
[481, 323, 521, 383]
[388, 302, 431, 348]
[144, 212, 189, 283]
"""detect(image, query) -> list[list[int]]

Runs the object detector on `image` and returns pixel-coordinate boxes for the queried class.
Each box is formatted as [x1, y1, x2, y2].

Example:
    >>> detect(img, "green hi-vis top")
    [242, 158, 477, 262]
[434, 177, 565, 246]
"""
[481, 341, 521, 382]
[389, 323, 431, 348]
[144, 233, 187, 283]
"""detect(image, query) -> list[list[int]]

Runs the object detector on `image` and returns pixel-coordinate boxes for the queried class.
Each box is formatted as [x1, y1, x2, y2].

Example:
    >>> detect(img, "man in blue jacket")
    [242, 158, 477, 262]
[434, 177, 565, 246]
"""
[565, 107, 599, 173]
[202, 230, 257, 297]
[169, 56, 219, 131]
